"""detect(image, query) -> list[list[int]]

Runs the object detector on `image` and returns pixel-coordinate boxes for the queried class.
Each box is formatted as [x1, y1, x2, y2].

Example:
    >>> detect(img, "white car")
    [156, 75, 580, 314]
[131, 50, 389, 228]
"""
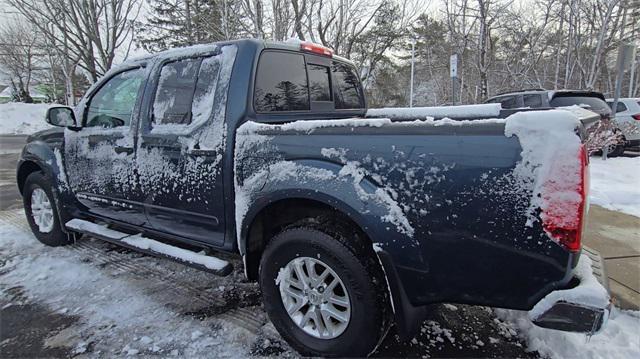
[606, 98, 640, 148]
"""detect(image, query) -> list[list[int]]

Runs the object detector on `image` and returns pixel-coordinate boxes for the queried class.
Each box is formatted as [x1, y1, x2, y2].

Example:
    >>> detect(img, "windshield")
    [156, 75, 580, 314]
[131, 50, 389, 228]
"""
[550, 96, 609, 112]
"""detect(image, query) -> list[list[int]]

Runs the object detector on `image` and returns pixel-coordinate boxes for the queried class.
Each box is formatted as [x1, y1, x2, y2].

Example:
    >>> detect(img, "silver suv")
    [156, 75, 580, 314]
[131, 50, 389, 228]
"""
[606, 98, 640, 148]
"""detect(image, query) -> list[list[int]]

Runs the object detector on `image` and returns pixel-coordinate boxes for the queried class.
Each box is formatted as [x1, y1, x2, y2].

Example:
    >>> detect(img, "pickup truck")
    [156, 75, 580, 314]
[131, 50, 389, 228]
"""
[17, 39, 610, 357]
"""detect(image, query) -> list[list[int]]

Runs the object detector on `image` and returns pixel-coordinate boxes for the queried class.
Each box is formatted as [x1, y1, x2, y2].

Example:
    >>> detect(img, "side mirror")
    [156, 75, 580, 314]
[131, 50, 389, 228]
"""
[46, 106, 77, 127]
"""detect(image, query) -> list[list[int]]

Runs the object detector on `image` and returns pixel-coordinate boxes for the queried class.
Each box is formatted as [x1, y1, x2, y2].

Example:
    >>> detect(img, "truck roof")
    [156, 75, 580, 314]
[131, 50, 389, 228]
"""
[117, 38, 354, 70]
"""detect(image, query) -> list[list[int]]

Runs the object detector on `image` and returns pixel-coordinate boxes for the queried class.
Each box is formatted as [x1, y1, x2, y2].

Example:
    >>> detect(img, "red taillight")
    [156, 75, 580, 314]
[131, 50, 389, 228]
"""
[300, 42, 333, 57]
[541, 145, 587, 252]
[632, 114, 640, 121]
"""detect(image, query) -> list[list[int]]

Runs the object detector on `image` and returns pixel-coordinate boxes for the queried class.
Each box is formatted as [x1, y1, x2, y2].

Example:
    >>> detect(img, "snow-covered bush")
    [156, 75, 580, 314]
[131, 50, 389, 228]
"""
[583, 117, 624, 155]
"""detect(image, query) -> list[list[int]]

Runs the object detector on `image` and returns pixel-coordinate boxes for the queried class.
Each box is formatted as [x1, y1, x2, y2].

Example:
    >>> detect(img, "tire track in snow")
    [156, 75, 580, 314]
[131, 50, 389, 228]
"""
[0, 209, 266, 335]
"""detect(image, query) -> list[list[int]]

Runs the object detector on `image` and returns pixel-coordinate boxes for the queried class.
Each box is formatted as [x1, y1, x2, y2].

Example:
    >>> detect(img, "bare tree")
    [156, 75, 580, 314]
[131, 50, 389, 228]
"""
[0, 20, 42, 102]
[8, 0, 141, 83]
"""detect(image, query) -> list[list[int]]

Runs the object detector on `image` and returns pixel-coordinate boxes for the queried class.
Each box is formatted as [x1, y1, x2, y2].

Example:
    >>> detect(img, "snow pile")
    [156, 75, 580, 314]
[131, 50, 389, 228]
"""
[495, 308, 639, 359]
[495, 253, 637, 359]
[367, 103, 502, 119]
[588, 156, 640, 218]
[0, 102, 53, 134]
[504, 110, 584, 234]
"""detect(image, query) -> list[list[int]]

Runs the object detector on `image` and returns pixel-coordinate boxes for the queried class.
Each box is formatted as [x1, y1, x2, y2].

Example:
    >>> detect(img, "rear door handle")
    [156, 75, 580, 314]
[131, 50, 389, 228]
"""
[114, 146, 134, 154]
[187, 149, 217, 156]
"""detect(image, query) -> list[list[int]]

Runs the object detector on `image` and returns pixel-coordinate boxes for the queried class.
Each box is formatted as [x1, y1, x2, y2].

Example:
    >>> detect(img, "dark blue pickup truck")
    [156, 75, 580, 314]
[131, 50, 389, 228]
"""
[17, 39, 610, 356]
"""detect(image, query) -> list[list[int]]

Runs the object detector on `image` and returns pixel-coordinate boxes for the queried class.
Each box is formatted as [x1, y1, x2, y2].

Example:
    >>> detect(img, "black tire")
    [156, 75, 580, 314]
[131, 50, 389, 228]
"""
[608, 142, 626, 157]
[259, 218, 389, 357]
[23, 171, 71, 246]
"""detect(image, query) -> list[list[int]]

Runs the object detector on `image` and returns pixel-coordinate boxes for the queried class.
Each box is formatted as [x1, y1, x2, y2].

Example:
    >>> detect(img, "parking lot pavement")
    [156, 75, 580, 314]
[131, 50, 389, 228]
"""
[0, 209, 535, 358]
[583, 205, 640, 310]
[0, 135, 27, 211]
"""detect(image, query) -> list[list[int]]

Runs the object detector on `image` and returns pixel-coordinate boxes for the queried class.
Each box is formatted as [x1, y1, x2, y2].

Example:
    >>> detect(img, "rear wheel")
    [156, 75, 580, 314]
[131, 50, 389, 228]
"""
[23, 171, 71, 246]
[259, 219, 388, 357]
[607, 141, 626, 157]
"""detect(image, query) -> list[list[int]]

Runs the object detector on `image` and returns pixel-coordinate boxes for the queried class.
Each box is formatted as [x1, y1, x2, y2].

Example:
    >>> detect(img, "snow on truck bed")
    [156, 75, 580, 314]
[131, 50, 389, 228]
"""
[234, 109, 586, 250]
[0, 102, 53, 135]
[366, 103, 502, 119]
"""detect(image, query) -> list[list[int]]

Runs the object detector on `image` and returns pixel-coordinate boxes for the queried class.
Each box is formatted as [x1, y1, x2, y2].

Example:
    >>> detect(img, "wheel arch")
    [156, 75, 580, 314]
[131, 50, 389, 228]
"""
[17, 160, 44, 195]
[242, 193, 377, 281]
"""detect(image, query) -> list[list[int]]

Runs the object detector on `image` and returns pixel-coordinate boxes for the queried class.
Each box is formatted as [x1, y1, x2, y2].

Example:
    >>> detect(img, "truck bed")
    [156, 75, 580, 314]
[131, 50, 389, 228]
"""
[235, 115, 577, 310]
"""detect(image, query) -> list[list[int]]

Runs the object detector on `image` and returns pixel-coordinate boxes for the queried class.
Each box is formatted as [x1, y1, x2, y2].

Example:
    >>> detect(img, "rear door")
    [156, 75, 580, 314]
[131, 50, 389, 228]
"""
[65, 67, 148, 225]
[137, 46, 236, 245]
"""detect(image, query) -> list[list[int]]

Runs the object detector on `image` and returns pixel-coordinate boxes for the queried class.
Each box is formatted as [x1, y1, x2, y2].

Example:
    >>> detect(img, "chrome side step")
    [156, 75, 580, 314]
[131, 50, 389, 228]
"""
[66, 219, 233, 276]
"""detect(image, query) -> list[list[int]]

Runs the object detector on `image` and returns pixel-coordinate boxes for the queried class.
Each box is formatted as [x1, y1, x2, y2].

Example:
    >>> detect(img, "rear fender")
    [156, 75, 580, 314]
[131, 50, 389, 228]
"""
[237, 159, 416, 259]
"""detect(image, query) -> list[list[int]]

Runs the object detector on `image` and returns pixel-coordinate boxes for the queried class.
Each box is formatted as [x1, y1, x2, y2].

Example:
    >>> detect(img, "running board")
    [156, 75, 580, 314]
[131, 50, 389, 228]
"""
[66, 219, 233, 276]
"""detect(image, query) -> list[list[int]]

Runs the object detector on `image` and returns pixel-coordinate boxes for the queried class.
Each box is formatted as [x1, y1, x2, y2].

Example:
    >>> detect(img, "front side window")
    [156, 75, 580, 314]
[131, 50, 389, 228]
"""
[498, 96, 518, 109]
[86, 68, 144, 128]
[550, 96, 609, 111]
[255, 52, 309, 112]
[332, 62, 364, 109]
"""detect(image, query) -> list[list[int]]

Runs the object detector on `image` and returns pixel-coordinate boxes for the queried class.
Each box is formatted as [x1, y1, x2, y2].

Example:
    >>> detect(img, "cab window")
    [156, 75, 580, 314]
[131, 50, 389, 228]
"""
[254, 52, 310, 112]
[153, 58, 201, 126]
[523, 94, 543, 108]
[332, 62, 364, 109]
[86, 68, 144, 128]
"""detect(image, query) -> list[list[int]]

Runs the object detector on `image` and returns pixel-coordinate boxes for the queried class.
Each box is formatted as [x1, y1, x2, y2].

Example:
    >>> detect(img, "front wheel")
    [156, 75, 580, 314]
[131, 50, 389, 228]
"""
[259, 220, 388, 357]
[23, 171, 71, 246]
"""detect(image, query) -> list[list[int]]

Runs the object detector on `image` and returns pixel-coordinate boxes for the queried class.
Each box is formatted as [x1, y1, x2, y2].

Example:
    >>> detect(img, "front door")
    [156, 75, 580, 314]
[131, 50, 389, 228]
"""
[65, 66, 147, 225]
[136, 47, 235, 245]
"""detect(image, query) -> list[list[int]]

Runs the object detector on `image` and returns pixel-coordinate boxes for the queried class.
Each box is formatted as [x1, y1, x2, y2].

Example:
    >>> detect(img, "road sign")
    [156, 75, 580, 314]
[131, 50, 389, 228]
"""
[450, 54, 458, 78]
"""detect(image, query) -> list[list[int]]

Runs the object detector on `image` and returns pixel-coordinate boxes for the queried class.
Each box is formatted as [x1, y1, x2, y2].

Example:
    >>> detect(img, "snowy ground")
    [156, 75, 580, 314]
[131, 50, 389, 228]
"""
[1, 208, 639, 358]
[0, 103, 53, 135]
[589, 156, 640, 218]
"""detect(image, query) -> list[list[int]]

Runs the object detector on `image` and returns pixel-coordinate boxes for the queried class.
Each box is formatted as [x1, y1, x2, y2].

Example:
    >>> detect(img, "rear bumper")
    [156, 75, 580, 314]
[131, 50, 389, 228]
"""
[530, 246, 611, 333]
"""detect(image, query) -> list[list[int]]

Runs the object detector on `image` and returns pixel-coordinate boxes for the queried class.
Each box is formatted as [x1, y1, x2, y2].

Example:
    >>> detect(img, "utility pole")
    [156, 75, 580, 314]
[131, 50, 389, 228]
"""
[612, 43, 636, 117]
[410, 37, 415, 107]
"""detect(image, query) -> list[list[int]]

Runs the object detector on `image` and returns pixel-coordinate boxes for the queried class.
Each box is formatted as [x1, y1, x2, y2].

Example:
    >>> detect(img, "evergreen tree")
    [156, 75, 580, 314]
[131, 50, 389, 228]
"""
[138, 0, 241, 52]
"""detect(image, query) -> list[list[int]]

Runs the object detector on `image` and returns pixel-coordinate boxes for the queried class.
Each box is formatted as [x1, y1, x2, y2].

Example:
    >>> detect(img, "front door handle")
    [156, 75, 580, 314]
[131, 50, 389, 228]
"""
[114, 146, 134, 154]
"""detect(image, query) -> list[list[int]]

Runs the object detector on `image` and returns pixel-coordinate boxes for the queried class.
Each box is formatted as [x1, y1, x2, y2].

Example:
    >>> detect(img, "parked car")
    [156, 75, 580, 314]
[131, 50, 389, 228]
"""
[17, 39, 610, 357]
[485, 89, 609, 116]
[606, 98, 640, 149]
[485, 89, 624, 155]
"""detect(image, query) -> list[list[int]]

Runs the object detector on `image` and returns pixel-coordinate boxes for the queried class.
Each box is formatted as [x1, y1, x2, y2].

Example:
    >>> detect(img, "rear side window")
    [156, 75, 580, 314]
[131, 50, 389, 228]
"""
[550, 96, 609, 111]
[153, 58, 201, 125]
[152, 56, 221, 127]
[308, 64, 331, 102]
[332, 62, 364, 109]
[523, 94, 543, 108]
[255, 52, 309, 112]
